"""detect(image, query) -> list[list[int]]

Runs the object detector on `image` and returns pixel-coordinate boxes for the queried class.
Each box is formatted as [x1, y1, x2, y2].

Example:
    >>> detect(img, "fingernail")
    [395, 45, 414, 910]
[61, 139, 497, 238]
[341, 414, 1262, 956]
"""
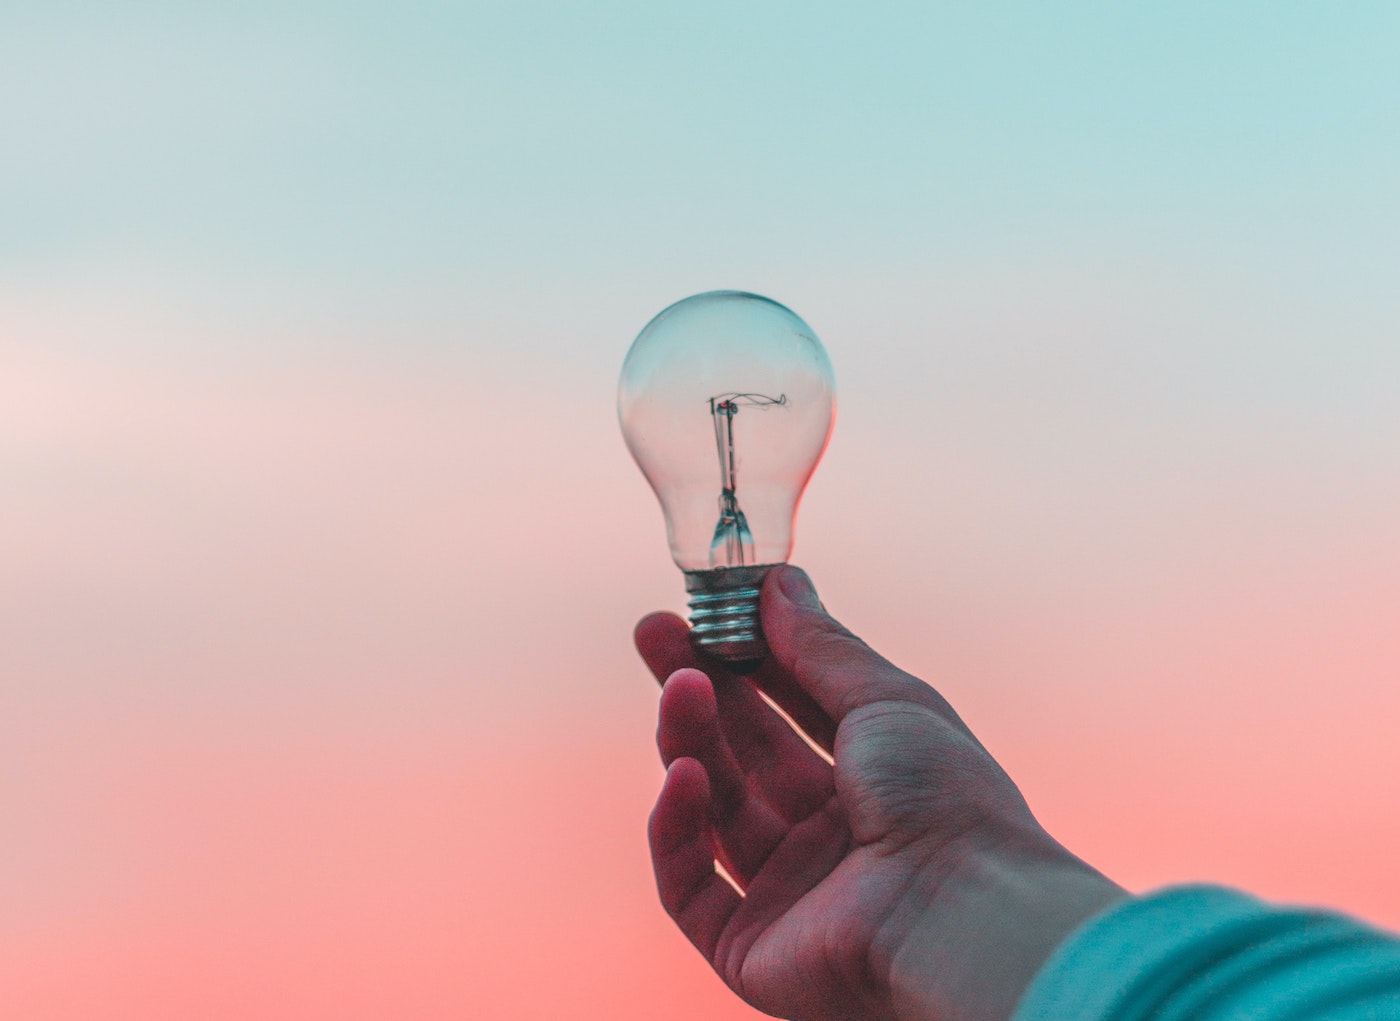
[776, 565, 823, 610]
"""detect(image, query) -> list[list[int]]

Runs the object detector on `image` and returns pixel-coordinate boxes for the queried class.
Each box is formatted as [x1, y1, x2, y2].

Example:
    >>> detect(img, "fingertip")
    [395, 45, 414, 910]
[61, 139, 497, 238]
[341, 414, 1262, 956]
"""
[660, 668, 717, 721]
[635, 611, 705, 687]
[770, 564, 823, 611]
[635, 610, 687, 652]
[666, 755, 709, 794]
[657, 668, 719, 763]
[649, 757, 710, 852]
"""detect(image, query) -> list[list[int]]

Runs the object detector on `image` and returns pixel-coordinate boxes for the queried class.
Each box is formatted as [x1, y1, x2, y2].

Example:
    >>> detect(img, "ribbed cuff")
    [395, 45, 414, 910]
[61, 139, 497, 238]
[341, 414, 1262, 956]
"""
[1012, 884, 1400, 1021]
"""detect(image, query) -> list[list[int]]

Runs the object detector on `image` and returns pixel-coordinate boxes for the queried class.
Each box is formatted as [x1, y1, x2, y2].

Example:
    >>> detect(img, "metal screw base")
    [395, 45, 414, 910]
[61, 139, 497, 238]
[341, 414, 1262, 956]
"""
[683, 564, 776, 669]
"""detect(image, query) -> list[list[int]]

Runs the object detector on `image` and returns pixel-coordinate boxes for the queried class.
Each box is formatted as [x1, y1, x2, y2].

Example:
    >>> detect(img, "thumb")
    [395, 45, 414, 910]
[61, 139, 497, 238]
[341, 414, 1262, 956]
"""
[763, 566, 944, 725]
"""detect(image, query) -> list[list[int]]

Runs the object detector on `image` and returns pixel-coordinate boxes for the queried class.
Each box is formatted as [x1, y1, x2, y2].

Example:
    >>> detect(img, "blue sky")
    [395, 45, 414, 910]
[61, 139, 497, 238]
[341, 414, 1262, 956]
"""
[6, 4, 1397, 299]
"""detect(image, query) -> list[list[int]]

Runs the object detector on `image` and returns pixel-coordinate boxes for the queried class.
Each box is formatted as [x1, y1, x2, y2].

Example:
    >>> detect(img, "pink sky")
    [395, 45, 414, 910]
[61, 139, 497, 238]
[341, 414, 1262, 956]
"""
[4, 315, 1399, 1019]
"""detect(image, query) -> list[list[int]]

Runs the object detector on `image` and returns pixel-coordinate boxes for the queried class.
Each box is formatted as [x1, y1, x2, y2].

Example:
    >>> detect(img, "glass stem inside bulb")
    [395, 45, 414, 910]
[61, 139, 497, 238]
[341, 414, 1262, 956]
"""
[708, 394, 784, 568]
[712, 487, 753, 568]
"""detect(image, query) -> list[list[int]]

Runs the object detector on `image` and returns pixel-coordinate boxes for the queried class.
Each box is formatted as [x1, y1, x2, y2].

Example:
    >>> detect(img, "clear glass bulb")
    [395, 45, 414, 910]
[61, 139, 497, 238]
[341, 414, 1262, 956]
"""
[618, 291, 836, 666]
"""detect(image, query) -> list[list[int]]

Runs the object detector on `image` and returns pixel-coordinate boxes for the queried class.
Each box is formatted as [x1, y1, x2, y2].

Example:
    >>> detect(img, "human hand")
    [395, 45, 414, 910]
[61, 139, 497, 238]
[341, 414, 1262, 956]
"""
[636, 566, 1126, 1021]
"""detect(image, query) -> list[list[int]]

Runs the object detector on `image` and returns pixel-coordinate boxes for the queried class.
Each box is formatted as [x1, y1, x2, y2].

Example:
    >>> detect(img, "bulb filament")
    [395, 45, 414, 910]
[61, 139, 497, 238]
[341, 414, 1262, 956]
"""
[707, 392, 786, 568]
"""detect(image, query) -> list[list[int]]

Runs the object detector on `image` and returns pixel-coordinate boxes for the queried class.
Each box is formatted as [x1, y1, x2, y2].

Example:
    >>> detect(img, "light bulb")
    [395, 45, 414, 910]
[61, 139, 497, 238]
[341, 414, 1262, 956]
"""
[618, 291, 836, 667]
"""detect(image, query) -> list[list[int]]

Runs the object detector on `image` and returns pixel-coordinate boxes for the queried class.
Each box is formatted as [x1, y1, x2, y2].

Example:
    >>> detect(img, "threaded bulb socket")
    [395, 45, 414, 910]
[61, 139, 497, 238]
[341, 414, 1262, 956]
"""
[683, 564, 775, 671]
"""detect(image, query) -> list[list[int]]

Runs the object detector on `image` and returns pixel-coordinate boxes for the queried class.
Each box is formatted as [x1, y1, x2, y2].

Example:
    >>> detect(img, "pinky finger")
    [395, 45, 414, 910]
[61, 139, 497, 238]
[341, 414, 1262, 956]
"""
[648, 758, 744, 962]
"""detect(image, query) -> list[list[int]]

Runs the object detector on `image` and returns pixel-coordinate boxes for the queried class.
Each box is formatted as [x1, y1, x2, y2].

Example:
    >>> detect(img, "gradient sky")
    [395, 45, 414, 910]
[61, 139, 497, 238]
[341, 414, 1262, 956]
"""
[4, 5, 1400, 1019]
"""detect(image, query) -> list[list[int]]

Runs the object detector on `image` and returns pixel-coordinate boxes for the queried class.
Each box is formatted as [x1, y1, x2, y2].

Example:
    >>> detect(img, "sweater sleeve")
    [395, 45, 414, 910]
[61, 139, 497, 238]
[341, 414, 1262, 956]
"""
[1012, 885, 1400, 1021]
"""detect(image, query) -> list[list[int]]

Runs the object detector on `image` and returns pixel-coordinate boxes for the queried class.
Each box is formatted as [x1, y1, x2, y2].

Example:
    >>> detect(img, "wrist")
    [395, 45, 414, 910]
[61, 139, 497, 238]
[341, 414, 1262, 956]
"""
[883, 836, 1128, 1021]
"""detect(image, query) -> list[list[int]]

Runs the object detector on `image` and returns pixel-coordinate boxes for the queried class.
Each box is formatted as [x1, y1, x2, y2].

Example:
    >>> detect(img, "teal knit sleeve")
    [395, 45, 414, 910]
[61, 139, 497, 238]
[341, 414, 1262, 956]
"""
[1012, 885, 1400, 1021]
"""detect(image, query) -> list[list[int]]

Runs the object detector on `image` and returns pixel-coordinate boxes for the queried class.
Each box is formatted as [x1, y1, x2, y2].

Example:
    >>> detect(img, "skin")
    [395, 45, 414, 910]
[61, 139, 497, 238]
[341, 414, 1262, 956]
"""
[636, 565, 1127, 1021]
